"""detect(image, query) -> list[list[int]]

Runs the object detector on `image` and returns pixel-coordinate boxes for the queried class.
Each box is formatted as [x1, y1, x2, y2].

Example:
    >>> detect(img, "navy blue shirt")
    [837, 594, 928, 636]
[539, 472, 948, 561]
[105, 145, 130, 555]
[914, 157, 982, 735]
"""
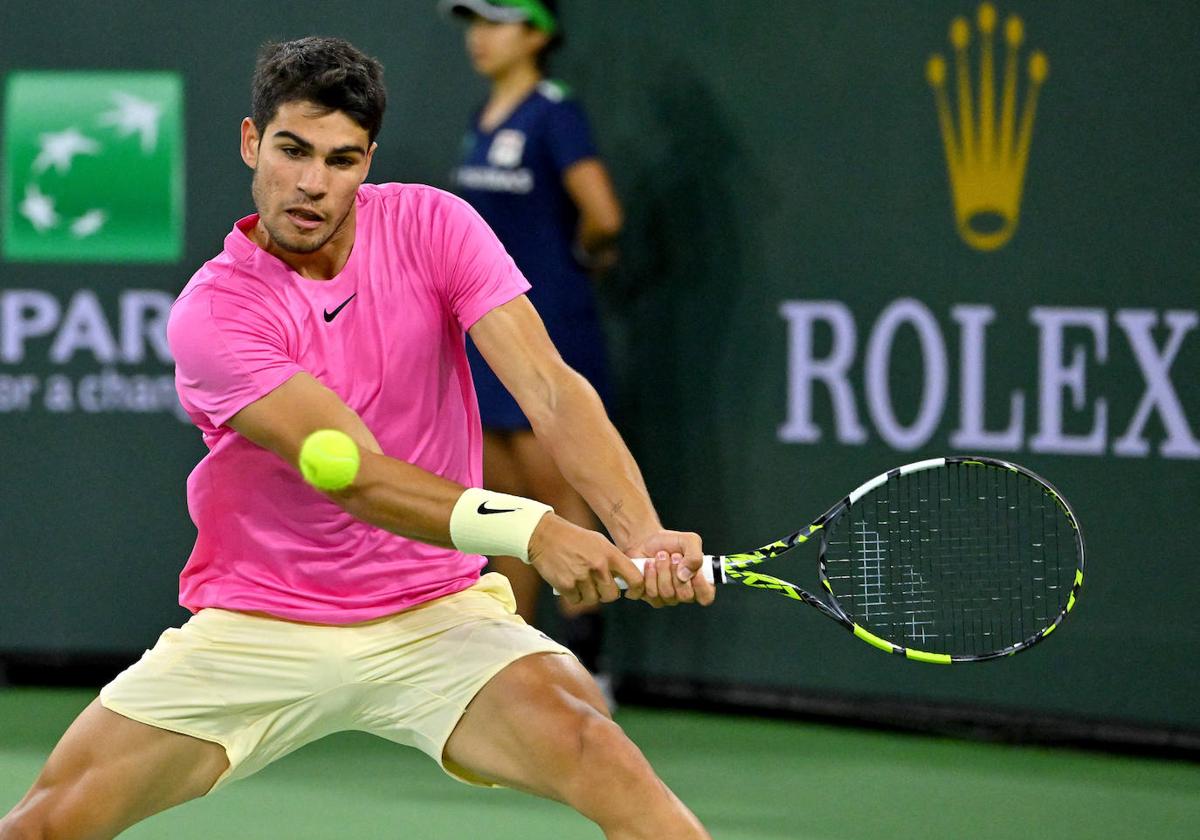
[454, 80, 598, 321]
[454, 80, 610, 428]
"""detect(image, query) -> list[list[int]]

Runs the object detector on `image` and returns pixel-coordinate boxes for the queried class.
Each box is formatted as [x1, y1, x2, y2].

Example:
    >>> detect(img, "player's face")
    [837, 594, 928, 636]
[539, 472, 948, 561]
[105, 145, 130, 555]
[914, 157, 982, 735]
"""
[240, 101, 375, 257]
[466, 18, 547, 78]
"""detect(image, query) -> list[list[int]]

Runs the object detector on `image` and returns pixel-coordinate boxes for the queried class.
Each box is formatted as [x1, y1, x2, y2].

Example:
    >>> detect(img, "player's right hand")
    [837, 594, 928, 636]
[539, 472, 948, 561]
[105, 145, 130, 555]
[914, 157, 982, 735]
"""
[527, 514, 645, 606]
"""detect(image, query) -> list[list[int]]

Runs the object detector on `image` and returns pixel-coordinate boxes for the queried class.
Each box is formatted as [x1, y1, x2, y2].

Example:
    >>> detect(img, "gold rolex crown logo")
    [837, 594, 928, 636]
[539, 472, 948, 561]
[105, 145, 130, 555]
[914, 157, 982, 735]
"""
[927, 3, 1048, 251]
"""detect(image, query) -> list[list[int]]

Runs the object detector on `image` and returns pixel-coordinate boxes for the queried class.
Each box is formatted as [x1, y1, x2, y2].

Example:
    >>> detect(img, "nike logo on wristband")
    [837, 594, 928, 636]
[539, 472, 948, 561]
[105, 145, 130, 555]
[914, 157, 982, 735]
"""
[323, 293, 357, 323]
[477, 503, 518, 515]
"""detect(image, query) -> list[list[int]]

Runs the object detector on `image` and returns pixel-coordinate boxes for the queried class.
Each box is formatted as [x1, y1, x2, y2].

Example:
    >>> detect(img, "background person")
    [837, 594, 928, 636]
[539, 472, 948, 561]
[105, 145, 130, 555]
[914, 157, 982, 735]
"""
[440, 0, 625, 683]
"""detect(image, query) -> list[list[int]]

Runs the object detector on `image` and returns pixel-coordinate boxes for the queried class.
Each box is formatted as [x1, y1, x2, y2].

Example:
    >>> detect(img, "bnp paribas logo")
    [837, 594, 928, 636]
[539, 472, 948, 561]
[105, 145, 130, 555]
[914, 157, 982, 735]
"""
[2, 72, 184, 263]
[926, 3, 1047, 252]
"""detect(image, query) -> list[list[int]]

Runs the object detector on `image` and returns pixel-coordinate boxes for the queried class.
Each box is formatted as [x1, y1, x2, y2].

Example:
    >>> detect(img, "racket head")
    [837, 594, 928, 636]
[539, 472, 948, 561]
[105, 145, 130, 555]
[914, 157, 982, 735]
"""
[816, 456, 1084, 663]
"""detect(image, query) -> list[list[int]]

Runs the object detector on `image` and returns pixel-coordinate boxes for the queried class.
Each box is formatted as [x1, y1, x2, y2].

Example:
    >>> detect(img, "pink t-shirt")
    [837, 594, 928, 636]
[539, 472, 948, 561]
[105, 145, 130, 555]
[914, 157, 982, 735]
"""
[167, 183, 530, 623]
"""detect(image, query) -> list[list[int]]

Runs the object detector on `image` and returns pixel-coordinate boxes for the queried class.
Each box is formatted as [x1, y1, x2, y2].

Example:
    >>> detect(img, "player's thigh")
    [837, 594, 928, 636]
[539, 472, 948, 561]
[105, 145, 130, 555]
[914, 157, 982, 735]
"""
[482, 428, 527, 496]
[509, 430, 602, 617]
[486, 553, 542, 623]
[442, 652, 647, 803]
[509, 430, 597, 528]
[482, 430, 543, 620]
[5, 698, 228, 838]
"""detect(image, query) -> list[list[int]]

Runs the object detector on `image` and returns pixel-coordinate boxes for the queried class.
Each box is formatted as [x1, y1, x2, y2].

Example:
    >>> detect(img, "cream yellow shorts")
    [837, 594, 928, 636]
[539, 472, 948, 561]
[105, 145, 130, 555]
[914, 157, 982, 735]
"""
[99, 573, 571, 792]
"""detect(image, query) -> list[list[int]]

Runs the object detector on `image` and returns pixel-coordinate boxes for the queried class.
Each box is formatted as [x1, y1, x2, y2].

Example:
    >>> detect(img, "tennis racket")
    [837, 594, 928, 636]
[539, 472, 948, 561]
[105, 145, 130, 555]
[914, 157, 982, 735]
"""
[628, 455, 1084, 663]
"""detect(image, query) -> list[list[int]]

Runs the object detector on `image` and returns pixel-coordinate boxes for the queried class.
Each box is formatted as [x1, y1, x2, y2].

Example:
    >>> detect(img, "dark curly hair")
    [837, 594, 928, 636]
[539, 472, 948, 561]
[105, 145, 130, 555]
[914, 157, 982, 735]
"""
[251, 37, 387, 144]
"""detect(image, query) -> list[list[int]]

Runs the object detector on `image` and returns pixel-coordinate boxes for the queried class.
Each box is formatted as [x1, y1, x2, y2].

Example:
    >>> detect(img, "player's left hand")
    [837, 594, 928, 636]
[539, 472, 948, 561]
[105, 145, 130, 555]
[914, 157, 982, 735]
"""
[621, 530, 716, 608]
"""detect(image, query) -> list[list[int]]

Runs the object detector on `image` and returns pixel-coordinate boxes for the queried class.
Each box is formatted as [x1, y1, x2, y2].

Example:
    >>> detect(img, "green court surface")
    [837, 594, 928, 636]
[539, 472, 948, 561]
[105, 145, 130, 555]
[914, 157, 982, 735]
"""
[2, 688, 1197, 839]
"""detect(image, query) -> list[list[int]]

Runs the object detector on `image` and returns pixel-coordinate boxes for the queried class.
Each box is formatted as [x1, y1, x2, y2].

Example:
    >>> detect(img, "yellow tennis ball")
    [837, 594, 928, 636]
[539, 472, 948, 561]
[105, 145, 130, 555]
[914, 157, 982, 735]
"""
[298, 430, 360, 491]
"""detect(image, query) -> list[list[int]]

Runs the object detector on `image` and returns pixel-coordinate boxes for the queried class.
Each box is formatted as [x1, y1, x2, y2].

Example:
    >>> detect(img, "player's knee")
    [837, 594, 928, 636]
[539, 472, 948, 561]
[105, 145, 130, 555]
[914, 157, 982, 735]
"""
[568, 712, 653, 790]
[0, 806, 49, 840]
[1, 785, 102, 840]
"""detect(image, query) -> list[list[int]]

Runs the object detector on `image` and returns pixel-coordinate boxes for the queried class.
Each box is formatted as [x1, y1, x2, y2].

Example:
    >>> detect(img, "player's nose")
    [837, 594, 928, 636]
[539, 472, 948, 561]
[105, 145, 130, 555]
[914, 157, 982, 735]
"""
[296, 160, 328, 200]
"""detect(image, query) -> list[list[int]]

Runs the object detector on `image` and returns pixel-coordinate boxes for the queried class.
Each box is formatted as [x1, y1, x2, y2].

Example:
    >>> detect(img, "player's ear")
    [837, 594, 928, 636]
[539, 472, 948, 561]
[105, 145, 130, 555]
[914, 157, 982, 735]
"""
[361, 141, 378, 182]
[240, 117, 261, 169]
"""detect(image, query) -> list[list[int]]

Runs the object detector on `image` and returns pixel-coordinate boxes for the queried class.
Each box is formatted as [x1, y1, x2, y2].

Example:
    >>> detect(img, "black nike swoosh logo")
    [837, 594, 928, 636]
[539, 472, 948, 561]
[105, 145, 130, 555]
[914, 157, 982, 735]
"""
[478, 502, 519, 515]
[323, 293, 357, 323]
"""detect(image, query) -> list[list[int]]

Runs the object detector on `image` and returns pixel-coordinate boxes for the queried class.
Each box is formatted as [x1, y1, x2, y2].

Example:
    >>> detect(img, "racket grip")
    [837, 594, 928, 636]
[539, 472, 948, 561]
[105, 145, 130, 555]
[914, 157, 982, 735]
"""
[615, 555, 718, 590]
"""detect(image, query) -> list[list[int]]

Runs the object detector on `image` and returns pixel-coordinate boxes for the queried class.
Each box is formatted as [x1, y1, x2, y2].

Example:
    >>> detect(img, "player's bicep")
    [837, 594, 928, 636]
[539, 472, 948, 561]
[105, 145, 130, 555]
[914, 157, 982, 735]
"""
[468, 296, 575, 425]
[226, 372, 383, 467]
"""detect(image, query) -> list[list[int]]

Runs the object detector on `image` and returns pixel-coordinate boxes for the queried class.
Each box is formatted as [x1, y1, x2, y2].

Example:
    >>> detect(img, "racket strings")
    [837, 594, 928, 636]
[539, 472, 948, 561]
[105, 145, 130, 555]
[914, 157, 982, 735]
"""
[822, 463, 1076, 656]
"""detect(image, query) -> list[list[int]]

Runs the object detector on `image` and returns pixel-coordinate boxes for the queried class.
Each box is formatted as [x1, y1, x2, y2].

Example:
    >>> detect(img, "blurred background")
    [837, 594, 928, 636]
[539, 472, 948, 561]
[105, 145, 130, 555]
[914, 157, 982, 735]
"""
[1, 2, 1198, 837]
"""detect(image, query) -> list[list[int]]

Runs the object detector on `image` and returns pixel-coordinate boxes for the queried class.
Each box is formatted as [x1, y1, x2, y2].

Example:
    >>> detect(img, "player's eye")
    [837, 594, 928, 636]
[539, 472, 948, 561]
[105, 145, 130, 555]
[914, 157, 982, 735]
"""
[328, 156, 355, 168]
[281, 146, 305, 158]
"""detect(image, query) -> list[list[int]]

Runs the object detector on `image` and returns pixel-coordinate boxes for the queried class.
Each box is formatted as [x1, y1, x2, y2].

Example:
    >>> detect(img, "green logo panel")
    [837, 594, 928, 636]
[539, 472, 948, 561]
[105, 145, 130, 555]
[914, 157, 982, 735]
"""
[3, 72, 184, 263]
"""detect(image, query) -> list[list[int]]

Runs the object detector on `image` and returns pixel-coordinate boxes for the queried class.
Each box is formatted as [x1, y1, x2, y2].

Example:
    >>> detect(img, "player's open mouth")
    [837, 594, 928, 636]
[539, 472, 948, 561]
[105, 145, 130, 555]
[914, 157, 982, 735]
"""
[286, 208, 324, 230]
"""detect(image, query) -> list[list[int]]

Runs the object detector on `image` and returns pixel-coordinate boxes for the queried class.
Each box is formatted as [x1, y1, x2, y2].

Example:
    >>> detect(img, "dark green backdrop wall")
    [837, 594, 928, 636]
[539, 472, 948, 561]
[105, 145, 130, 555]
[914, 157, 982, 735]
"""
[2, 2, 1197, 732]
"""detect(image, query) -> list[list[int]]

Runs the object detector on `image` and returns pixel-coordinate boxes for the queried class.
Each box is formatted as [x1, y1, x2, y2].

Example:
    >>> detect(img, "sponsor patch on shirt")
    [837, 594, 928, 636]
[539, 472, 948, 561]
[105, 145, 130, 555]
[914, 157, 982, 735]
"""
[487, 129, 526, 169]
[454, 166, 534, 194]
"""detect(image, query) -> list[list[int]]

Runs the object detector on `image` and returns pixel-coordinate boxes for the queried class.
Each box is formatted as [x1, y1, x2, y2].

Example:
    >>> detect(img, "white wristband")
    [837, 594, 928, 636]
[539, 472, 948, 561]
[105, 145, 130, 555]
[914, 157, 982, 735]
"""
[449, 488, 553, 564]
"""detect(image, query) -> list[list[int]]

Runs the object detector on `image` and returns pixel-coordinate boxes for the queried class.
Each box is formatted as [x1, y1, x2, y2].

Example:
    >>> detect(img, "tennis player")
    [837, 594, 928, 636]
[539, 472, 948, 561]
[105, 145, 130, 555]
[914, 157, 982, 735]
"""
[0, 37, 713, 840]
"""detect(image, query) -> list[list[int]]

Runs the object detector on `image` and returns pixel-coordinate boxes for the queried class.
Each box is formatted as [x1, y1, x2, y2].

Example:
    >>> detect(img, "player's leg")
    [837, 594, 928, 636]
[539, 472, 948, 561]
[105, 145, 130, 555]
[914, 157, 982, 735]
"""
[0, 699, 228, 840]
[509, 428, 601, 540]
[482, 428, 543, 623]
[509, 430, 608, 674]
[442, 652, 710, 840]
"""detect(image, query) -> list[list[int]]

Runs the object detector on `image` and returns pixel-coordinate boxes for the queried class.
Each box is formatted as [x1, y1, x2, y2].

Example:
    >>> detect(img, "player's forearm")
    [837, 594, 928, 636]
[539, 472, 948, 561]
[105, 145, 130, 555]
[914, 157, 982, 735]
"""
[332, 450, 554, 564]
[334, 451, 462, 549]
[526, 368, 661, 550]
